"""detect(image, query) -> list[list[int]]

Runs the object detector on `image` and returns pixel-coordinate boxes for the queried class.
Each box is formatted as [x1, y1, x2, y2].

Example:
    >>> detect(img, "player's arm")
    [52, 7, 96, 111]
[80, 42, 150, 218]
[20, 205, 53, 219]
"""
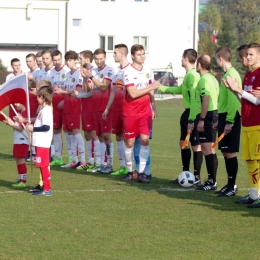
[200, 95, 209, 118]
[74, 89, 93, 99]
[3, 117, 23, 132]
[54, 87, 71, 95]
[242, 91, 260, 105]
[187, 88, 197, 128]
[125, 81, 161, 99]
[27, 73, 37, 86]
[105, 85, 116, 112]
[158, 84, 182, 94]
[80, 67, 111, 91]
[149, 90, 157, 119]
[226, 75, 242, 123]
[102, 85, 116, 120]
[224, 75, 260, 104]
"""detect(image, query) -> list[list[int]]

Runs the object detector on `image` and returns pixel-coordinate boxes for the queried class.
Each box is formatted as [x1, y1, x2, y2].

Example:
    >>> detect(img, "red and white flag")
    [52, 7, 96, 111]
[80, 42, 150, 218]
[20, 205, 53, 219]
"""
[0, 73, 30, 121]
[212, 30, 218, 44]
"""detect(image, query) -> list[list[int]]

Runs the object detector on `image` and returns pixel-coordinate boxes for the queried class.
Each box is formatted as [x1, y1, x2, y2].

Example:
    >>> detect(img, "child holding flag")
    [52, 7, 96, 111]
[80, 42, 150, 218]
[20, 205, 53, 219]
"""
[26, 85, 53, 196]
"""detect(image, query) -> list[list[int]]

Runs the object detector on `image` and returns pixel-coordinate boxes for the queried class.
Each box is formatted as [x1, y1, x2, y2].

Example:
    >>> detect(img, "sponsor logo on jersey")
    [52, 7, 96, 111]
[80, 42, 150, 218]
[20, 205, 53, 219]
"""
[244, 85, 253, 92]
[135, 82, 149, 89]
[79, 79, 82, 83]
[108, 72, 112, 77]
[252, 76, 255, 82]
[124, 131, 134, 135]
[37, 112, 42, 120]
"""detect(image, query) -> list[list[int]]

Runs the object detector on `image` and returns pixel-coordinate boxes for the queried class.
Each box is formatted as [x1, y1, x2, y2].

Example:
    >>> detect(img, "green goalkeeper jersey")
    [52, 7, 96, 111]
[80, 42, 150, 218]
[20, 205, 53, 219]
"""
[189, 72, 219, 121]
[218, 67, 241, 123]
[158, 68, 200, 109]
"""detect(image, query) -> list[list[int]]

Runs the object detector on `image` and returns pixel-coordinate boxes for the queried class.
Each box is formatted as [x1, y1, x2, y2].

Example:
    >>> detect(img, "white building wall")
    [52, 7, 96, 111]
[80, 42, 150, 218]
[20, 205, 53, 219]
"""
[0, 0, 67, 71]
[0, 0, 198, 78]
[67, 0, 198, 76]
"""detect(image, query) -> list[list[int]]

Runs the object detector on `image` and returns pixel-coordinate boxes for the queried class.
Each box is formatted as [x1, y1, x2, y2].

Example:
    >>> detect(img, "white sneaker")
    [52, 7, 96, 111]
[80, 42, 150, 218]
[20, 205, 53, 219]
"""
[61, 163, 73, 168]
[96, 164, 106, 172]
[101, 165, 113, 174]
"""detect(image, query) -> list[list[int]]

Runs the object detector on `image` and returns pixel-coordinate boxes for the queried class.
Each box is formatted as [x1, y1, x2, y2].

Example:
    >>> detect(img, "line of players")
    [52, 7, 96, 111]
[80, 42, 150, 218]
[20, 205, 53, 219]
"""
[6, 44, 159, 185]
[159, 44, 260, 208]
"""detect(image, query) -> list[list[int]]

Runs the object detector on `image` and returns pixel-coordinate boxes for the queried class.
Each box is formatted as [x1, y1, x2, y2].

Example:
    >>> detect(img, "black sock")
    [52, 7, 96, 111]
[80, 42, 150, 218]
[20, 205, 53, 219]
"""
[205, 154, 215, 183]
[226, 157, 238, 190]
[193, 151, 203, 179]
[213, 153, 218, 183]
[181, 149, 191, 171]
[224, 156, 228, 174]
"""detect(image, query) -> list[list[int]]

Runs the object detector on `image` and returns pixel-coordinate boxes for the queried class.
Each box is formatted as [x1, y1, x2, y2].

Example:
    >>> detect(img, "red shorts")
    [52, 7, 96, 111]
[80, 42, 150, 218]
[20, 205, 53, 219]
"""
[13, 144, 29, 158]
[123, 113, 152, 139]
[53, 108, 63, 129]
[35, 147, 50, 167]
[111, 110, 123, 135]
[93, 111, 112, 136]
[82, 111, 95, 131]
[63, 113, 81, 131]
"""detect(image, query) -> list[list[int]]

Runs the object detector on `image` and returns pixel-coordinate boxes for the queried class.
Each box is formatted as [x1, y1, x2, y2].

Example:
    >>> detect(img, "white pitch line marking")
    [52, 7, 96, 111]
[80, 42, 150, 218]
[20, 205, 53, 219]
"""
[0, 187, 250, 194]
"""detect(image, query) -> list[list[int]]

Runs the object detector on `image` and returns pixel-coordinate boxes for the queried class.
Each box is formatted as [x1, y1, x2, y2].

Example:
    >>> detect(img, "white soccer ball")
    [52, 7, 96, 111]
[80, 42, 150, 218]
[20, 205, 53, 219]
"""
[178, 171, 195, 187]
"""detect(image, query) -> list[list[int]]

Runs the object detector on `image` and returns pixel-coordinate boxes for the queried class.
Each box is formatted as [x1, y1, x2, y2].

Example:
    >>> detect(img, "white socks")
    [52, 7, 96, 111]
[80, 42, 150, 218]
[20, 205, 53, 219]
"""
[86, 140, 94, 164]
[139, 145, 150, 173]
[74, 133, 85, 163]
[125, 146, 133, 172]
[117, 140, 125, 167]
[54, 133, 62, 159]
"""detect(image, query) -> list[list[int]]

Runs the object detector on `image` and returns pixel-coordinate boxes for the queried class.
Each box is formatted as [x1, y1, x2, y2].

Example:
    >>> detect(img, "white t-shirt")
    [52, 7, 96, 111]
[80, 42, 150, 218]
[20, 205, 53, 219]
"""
[32, 106, 53, 148]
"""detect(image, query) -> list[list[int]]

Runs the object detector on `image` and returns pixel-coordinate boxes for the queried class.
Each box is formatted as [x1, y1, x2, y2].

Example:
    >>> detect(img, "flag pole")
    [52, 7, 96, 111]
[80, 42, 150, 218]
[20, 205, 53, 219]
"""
[25, 73, 33, 174]
[10, 104, 29, 139]
[0, 110, 29, 140]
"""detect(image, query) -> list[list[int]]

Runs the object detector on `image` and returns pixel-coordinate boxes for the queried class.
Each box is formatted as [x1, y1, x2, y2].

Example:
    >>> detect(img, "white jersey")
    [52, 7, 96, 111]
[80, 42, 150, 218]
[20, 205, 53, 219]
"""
[48, 65, 70, 90]
[35, 67, 54, 82]
[13, 122, 30, 145]
[32, 106, 53, 148]
[29, 68, 40, 80]
[6, 71, 23, 82]
[91, 65, 114, 112]
[64, 69, 83, 92]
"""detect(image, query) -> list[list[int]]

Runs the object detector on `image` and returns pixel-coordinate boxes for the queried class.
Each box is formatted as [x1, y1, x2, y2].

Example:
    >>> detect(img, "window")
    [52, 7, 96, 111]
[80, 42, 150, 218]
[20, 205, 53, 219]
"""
[133, 36, 149, 52]
[73, 19, 81, 27]
[0, 44, 58, 51]
[100, 36, 114, 51]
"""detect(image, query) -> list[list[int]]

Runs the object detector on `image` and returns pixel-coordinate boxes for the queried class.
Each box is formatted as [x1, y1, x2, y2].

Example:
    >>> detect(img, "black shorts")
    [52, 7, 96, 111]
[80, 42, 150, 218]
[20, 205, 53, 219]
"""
[196, 110, 218, 143]
[180, 109, 200, 146]
[217, 111, 241, 152]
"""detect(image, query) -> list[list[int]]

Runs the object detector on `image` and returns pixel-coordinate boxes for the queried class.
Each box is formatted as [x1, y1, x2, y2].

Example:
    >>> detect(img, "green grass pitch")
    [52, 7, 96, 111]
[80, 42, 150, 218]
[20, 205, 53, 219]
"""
[0, 99, 259, 260]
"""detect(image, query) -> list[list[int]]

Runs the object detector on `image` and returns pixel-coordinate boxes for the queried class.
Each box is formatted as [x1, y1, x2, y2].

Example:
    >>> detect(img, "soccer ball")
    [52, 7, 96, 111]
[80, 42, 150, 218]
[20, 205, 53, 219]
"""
[178, 171, 195, 187]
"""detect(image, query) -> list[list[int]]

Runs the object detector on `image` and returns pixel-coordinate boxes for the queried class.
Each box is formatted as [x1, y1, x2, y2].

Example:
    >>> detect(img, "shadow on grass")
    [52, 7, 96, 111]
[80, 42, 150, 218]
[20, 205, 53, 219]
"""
[0, 152, 14, 161]
[0, 178, 34, 192]
[50, 165, 260, 217]
[22, 157, 258, 219]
